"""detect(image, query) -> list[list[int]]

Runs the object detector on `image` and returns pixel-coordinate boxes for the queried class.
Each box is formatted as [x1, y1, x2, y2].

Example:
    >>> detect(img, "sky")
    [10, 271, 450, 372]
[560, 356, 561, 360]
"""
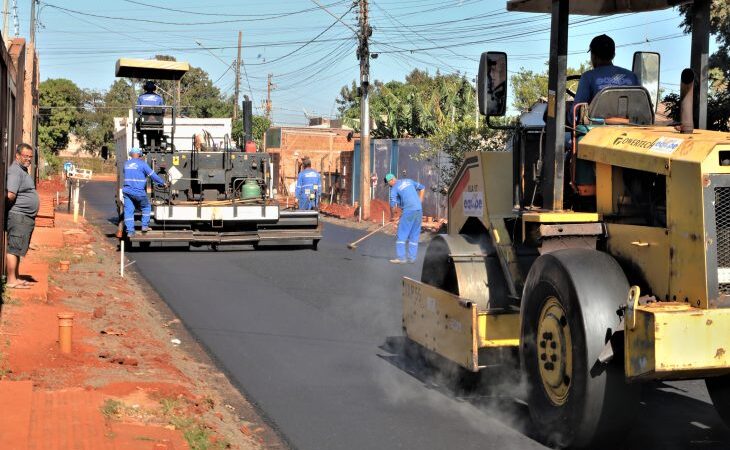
[9, 0, 720, 125]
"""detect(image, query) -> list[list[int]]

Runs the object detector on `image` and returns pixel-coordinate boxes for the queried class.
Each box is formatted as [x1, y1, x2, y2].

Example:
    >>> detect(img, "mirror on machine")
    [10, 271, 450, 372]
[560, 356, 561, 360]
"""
[632, 52, 661, 112]
[478, 52, 508, 117]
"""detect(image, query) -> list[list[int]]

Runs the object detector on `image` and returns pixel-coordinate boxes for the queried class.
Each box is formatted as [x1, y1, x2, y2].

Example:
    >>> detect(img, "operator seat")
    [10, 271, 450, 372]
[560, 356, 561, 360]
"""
[587, 86, 655, 126]
[136, 106, 166, 151]
[570, 86, 656, 209]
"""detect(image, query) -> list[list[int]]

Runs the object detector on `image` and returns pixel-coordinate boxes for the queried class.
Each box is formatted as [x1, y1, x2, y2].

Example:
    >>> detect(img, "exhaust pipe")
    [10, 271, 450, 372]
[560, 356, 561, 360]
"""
[679, 68, 694, 134]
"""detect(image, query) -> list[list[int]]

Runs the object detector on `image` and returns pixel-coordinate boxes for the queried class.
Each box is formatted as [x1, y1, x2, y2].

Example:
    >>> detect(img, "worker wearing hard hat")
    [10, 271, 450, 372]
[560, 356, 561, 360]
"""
[295, 157, 321, 210]
[136, 80, 164, 114]
[386, 173, 425, 264]
[574, 34, 639, 105]
[122, 147, 167, 237]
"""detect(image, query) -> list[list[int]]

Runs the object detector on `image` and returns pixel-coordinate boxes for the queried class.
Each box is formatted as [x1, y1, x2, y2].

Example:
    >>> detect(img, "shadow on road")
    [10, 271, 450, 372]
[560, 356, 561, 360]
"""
[379, 336, 730, 450]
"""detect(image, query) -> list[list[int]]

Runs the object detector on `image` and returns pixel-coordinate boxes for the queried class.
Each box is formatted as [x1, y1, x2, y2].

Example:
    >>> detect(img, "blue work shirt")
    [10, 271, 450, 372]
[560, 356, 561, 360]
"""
[136, 93, 164, 114]
[390, 179, 424, 212]
[296, 168, 321, 198]
[123, 158, 165, 196]
[574, 65, 639, 105]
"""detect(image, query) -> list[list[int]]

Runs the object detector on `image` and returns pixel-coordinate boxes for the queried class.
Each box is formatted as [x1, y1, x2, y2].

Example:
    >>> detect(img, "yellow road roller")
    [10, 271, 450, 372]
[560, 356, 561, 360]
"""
[402, 0, 730, 447]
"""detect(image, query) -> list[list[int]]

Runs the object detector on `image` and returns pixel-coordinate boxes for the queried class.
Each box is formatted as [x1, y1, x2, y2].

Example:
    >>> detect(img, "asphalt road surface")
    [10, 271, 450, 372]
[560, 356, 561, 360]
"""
[82, 180, 730, 450]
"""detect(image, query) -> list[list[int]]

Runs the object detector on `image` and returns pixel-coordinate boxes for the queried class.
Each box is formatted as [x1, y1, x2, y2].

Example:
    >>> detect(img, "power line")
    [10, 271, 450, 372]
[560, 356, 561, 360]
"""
[122, 0, 348, 19]
[41, 1, 350, 26]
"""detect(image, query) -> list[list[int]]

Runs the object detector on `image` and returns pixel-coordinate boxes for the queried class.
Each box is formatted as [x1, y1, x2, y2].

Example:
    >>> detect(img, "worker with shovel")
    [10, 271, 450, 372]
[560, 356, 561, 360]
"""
[385, 173, 424, 264]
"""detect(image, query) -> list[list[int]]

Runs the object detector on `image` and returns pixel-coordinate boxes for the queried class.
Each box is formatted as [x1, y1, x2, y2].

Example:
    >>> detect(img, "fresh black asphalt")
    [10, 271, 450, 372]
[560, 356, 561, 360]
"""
[81, 180, 730, 450]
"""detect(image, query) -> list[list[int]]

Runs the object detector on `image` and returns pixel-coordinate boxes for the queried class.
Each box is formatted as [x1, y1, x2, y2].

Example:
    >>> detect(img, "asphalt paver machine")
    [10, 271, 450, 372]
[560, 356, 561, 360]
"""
[402, 1, 730, 447]
[114, 58, 321, 249]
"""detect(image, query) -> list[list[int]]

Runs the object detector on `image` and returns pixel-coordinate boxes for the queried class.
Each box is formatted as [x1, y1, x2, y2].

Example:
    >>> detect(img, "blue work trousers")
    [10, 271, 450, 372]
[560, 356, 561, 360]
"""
[297, 194, 318, 211]
[396, 210, 422, 261]
[123, 191, 151, 236]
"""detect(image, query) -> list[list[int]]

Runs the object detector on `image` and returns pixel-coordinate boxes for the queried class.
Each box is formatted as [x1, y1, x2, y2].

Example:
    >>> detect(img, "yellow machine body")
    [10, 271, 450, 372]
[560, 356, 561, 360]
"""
[403, 125, 730, 381]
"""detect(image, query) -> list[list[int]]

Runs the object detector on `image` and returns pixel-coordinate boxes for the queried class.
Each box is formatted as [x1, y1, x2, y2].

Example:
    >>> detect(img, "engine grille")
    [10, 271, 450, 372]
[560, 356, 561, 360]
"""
[715, 187, 730, 294]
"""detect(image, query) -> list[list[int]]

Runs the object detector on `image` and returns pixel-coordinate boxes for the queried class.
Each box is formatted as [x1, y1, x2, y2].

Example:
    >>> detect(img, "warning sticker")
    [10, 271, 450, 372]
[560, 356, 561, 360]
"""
[167, 165, 183, 184]
[650, 137, 684, 155]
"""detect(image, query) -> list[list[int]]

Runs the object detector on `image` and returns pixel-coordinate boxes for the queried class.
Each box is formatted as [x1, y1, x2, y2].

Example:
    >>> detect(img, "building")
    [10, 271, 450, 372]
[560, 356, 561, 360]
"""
[264, 125, 355, 204]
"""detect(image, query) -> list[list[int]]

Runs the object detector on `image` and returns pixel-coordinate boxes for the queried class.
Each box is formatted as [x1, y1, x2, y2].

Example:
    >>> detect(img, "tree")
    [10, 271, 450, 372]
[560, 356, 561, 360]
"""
[231, 115, 271, 148]
[142, 55, 232, 119]
[420, 119, 511, 193]
[38, 78, 84, 152]
[76, 79, 136, 155]
[510, 63, 589, 112]
[665, 1, 730, 130]
[335, 69, 477, 138]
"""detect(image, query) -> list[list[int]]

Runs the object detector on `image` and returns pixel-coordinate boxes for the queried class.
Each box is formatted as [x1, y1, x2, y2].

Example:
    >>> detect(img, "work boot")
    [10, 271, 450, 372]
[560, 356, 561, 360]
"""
[389, 259, 407, 264]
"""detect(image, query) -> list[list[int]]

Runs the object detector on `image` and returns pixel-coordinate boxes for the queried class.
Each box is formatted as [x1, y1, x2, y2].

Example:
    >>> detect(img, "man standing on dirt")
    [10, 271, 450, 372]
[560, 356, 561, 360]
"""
[5, 143, 39, 289]
[386, 173, 424, 264]
[122, 147, 166, 237]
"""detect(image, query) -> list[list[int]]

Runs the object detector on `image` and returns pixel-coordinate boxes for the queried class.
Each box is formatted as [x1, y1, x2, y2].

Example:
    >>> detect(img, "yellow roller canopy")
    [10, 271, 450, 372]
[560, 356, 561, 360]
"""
[506, 0, 691, 15]
[115, 58, 190, 80]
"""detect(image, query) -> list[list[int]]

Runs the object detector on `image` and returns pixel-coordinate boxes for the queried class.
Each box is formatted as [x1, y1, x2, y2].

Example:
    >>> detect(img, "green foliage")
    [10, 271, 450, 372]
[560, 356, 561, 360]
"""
[144, 55, 232, 119]
[672, 1, 730, 130]
[39, 78, 84, 151]
[510, 63, 589, 112]
[336, 69, 477, 138]
[419, 117, 512, 192]
[101, 399, 123, 419]
[231, 115, 271, 147]
[43, 56, 246, 156]
[39, 147, 61, 179]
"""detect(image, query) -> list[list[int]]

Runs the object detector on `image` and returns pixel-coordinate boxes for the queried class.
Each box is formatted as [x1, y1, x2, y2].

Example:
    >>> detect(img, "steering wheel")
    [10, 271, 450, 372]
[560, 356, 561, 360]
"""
[566, 74, 581, 99]
[540, 75, 582, 99]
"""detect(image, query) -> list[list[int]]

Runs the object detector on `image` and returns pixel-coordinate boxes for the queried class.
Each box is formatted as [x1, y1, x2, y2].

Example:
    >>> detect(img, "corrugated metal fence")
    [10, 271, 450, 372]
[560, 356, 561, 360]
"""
[353, 138, 449, 219]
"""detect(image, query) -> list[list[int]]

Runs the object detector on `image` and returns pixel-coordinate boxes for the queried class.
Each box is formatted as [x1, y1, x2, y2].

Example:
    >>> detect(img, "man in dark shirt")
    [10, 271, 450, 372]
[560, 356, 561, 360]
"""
[5, 143, 39, 289]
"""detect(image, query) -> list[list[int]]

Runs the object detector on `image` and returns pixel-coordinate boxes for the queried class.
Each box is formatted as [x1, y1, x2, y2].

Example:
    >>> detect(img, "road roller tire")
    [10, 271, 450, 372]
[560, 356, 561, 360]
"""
[706, 375, 730, 428]
[520, 249, 639, 448]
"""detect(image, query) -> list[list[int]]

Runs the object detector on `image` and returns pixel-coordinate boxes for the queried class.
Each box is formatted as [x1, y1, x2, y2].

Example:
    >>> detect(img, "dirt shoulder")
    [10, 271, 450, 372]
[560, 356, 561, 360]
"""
[0, 181, 286, 449]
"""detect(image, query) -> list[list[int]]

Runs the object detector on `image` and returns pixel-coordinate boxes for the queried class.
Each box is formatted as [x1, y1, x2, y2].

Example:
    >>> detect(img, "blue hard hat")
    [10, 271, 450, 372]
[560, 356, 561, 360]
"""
[129, 147, 142, 155]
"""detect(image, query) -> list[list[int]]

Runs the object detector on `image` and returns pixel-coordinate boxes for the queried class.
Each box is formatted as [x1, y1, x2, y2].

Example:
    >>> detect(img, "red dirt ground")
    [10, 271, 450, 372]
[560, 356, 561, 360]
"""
[0, 176, 267, 449]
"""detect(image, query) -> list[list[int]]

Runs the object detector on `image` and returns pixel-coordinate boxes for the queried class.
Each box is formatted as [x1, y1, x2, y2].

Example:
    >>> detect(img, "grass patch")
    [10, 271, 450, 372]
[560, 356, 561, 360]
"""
[159, 397, 229, 450]
[101, 399, 123, 419]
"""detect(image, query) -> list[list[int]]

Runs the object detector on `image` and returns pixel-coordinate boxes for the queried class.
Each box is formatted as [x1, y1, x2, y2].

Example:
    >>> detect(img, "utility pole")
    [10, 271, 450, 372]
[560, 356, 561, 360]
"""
[29, 0, 36, 44]
[3, 0, 9, 40]
[358, 0, 371, 220]
[265, 73, 275, 121]
[12, 0, 18, 36]
[234, 30, 242, 121]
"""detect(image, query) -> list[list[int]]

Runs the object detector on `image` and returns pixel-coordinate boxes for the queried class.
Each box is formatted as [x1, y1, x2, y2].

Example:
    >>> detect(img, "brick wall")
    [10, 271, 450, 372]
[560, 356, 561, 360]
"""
[266, 127, 354, 204]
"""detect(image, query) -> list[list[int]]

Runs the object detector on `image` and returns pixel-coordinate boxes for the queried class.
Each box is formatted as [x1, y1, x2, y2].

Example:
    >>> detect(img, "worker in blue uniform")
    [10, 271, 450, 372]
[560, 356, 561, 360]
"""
[295, 157, 321, 210]
[574, 34, 639, 105]
[568, 34, 640, 155]
[122, 147, 166, 237]
[386, 173, 424, 264]
[136, 80, 164, 114]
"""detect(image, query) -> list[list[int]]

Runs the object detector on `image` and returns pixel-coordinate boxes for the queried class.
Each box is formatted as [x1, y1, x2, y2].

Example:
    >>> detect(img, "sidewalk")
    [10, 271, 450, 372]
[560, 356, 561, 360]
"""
[0, 186, 270, 449]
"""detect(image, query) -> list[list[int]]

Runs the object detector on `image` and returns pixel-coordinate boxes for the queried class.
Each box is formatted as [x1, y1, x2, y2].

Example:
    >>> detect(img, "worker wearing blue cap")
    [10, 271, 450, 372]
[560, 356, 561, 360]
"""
[386, 173, 425, 264]
[122, 147, 166, 237]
